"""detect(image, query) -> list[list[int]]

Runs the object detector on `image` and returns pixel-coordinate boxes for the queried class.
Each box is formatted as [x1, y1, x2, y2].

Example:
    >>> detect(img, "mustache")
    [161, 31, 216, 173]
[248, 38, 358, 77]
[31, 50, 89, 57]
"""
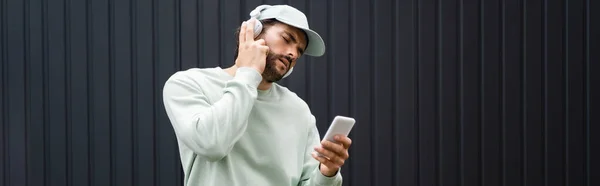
[266, 52, 293, 67]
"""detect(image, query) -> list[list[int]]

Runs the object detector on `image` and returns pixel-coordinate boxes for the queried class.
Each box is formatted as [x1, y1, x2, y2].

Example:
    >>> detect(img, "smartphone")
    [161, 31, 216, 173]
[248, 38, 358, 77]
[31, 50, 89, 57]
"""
[317, 116, 355, 158]
[322, 116, 356, 142]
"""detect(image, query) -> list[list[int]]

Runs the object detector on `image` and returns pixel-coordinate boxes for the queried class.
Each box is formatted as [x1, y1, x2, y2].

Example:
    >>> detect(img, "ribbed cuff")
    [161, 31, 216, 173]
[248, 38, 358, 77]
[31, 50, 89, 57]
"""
[234, 67, 262, 88]
[312, 166, 342, 185]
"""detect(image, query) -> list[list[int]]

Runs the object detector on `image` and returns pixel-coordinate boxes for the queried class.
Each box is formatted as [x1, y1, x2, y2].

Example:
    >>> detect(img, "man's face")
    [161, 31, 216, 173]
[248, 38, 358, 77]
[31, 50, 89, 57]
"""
[259, 22, 308, 82]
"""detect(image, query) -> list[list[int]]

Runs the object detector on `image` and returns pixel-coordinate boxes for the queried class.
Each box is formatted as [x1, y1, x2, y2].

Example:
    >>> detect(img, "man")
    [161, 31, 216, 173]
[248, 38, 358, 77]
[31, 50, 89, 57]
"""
[162, 4, 353, 186]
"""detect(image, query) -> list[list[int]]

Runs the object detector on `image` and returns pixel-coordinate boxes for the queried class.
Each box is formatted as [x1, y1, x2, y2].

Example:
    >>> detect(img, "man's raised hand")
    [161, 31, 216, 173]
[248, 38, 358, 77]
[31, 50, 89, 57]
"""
[235, 19, 269, 74]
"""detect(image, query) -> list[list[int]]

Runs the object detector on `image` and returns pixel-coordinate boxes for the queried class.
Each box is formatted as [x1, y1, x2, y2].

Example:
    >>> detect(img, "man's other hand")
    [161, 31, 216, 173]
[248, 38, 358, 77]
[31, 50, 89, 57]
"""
[311, 135, 352, 177]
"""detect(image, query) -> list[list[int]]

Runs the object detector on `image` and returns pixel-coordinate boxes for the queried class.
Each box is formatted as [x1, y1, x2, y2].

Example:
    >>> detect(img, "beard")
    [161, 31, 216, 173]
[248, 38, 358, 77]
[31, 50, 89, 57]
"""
[262, 51, 293, 83]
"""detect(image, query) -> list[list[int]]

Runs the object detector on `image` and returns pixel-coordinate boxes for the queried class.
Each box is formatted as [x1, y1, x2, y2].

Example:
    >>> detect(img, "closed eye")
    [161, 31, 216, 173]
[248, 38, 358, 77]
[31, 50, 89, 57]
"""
[282, 32, 305, 55]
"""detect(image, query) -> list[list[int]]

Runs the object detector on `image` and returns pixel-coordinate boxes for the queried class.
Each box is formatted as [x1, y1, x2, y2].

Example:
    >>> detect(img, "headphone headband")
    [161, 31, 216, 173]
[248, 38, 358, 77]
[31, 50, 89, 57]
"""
[250, 5, 271, 18]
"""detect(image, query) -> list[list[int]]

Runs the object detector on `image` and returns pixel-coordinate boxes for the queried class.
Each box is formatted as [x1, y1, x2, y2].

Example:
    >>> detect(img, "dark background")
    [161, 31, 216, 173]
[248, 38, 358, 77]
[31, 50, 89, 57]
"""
[1, 0, 598, 185]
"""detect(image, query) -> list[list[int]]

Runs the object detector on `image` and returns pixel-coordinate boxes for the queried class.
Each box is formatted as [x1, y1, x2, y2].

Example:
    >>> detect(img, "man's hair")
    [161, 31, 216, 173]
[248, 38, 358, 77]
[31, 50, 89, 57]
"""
[233, 19, 279, 61]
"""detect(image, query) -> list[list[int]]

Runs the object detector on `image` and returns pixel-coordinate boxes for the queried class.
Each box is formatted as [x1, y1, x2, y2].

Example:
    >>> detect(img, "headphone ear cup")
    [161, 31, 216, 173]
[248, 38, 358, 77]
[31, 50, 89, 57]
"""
[282, 67, 294, 78]
[253, 19, 263, 38]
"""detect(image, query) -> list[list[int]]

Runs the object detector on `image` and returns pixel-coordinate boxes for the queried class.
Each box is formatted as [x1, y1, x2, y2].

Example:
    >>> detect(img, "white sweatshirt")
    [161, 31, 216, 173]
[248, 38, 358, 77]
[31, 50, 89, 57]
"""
[162, 67, 343, 186]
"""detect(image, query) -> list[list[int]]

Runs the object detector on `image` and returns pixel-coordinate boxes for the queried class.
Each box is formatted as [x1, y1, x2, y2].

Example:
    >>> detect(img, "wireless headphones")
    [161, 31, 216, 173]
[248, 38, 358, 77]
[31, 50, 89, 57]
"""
[249, 5, 295, 79]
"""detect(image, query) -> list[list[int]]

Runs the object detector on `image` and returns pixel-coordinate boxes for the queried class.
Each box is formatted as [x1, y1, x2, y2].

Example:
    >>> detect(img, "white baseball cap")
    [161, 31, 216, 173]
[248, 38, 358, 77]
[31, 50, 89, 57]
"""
[249, 4, 326, 57]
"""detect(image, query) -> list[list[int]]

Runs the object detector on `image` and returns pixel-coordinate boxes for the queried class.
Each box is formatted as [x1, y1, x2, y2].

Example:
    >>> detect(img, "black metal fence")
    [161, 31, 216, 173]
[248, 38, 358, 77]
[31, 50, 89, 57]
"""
[1, 0, 598, 185]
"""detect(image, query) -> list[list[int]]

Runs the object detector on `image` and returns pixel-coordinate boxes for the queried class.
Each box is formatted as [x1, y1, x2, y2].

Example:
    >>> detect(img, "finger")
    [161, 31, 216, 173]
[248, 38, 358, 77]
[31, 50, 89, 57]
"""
[330, 155, 345, 166]
[316, 145, 348, 166]
[321, 141, 347, 157]
[245, 18, 256, 41]
[255, 38, 266, 45]
[239, 21, 247, 43]
[334, 135, 352, 149]
[258, 45, 270, 55]
[311, 152, 340, 169]
[314, 149, 345, 166]
[311, 152, 330, 165]
[314, 145, 337, 160]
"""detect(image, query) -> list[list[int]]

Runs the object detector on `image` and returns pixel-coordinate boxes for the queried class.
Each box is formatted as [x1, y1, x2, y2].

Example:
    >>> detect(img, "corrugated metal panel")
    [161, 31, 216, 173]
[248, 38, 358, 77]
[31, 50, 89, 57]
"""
[1, 0, 598, 186]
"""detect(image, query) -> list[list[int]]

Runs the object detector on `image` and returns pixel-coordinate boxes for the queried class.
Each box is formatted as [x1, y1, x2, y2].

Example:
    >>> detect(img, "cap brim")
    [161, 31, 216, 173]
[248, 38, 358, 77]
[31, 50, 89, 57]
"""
[301, 28, 326, 57]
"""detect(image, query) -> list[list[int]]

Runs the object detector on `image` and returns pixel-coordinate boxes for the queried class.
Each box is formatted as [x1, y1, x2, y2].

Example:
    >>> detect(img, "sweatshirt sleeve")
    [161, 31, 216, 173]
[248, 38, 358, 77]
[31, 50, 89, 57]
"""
[298, 115, 343, 186]
[162, 67, 262, 162]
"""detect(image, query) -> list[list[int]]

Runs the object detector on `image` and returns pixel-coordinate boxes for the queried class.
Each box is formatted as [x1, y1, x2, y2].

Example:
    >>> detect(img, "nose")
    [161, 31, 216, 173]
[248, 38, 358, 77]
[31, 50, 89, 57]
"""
[286, 49, 298, 61]
[286, 53, 296, 62]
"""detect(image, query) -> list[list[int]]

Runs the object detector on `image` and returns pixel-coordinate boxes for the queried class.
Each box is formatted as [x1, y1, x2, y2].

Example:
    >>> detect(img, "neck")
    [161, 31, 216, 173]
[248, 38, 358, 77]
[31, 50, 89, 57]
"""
[224, 65, 273, 90]
[257, 81, 273, 90]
